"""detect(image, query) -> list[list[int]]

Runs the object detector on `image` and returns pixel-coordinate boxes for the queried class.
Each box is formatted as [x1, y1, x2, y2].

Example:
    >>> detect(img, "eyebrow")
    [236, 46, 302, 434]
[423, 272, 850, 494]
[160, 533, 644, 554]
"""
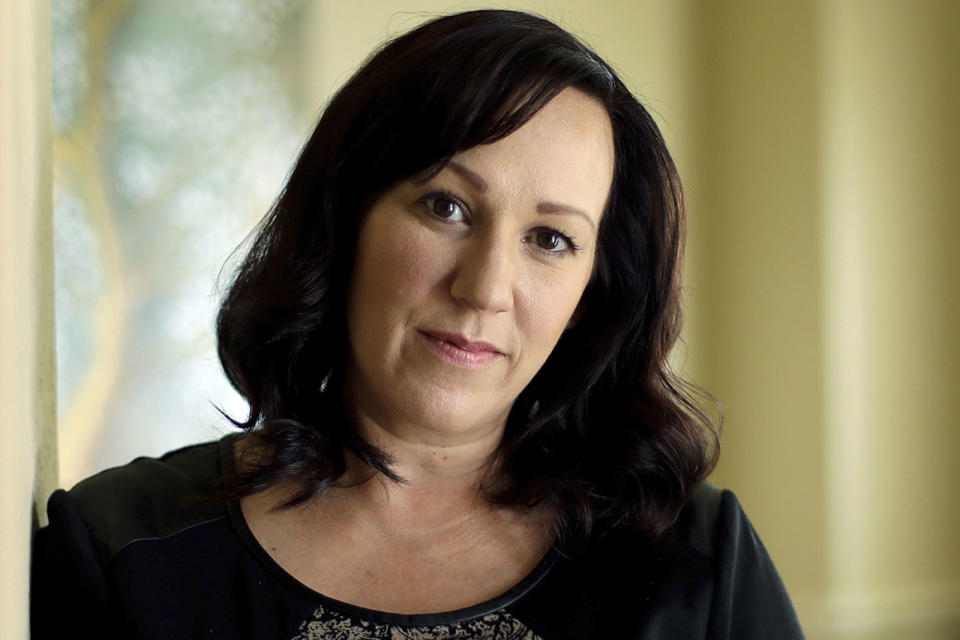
[447, 161, 488, 192]
[447, 160, 598, 231]
[536, 202, 597, 232]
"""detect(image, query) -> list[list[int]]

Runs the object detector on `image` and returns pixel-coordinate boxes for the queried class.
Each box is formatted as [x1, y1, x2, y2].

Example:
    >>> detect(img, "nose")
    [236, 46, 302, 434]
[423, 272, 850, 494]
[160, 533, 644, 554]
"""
[449, 232, 514, 312]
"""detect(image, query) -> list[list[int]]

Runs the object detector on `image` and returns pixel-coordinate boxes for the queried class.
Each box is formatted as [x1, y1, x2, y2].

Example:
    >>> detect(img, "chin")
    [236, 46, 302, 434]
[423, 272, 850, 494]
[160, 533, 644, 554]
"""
[396, 390, 511, 444]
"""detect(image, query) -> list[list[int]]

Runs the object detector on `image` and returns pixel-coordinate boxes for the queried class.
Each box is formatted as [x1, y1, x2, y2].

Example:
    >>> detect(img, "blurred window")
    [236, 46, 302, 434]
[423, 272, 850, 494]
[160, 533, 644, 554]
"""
[52, 0, 308, 484]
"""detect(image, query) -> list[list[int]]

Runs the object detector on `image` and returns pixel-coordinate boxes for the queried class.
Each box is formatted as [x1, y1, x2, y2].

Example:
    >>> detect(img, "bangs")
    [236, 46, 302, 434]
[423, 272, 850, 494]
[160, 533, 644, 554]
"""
[329, 14, 615, 211]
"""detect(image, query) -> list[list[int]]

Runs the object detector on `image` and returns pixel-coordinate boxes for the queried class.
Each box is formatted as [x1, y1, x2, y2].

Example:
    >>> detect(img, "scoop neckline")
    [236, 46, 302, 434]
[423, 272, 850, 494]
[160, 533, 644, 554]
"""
[218, 434, 558, 628]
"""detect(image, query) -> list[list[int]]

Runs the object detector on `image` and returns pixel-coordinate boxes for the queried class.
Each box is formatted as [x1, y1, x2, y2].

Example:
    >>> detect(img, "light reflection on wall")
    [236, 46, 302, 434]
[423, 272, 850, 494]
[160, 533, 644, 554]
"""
[52, 0, 308, 486]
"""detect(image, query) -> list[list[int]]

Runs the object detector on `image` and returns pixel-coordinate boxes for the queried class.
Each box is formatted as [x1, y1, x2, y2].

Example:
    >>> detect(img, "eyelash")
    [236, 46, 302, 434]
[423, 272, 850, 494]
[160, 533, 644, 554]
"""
[417, 191, 582, 258]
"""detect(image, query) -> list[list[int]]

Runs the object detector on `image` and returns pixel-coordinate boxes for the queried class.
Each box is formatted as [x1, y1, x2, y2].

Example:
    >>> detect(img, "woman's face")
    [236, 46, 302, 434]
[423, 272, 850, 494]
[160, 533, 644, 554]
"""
[346, 88, 614, 445]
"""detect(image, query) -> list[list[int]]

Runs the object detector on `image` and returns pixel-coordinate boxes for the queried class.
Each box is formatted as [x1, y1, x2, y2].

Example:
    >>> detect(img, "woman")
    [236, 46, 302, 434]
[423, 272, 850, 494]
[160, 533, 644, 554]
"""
[33, 10, 804, 639]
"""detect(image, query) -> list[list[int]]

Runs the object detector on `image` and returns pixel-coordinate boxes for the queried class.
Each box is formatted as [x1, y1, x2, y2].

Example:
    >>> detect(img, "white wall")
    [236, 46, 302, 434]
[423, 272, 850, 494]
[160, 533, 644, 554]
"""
[0, 0, 57, 636]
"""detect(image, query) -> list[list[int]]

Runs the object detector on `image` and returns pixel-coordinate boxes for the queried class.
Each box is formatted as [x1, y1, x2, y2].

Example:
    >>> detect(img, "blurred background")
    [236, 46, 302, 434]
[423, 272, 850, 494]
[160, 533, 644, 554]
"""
[3, 1, 958, 638]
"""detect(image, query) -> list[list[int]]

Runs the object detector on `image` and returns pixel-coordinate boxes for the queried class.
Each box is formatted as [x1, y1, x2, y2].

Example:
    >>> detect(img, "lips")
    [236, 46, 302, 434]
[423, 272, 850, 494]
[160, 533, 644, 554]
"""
[423, 331, 503, 354]
[419, 330, 506, 367]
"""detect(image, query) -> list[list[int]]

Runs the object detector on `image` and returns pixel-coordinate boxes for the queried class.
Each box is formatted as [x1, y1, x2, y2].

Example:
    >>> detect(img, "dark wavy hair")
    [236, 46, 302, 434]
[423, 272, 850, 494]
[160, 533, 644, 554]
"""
[217, 9, 719, 543]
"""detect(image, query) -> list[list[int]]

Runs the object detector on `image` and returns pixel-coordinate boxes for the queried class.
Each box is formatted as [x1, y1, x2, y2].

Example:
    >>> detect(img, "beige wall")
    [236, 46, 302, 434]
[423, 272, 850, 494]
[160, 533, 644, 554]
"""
[686, 0, 827, 599]
[684, 0, 829, 627]
[816, 2, 960, 637]
[1, 0, 57, 637]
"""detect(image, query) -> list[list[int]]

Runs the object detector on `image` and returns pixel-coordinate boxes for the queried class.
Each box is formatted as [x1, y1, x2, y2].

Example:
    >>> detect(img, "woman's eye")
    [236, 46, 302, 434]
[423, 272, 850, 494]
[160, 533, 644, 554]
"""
[536, 230, 567, 252]
[530, 228, 579, 255]
[422, 193, 467, 222]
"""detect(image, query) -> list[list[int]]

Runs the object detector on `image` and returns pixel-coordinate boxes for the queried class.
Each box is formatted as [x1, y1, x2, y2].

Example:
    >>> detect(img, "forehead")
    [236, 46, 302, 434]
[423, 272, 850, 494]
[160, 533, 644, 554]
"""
[448, 88, 614, 227]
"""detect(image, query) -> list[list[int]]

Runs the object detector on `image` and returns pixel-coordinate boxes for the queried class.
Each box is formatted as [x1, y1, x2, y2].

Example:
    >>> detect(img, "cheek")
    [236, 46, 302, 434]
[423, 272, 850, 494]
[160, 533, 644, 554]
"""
[394, 233, 444, 297]
[518, 271, 590, 349]
[355, 219, 446, 312]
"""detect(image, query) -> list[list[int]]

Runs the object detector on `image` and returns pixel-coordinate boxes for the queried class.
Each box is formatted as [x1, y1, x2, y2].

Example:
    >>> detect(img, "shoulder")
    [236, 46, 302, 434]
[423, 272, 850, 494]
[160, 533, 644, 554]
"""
[674, 483, 750, 556]
[515, 485, 803, 638]
[32, 436, 254, 636]
[666, 483, 806, 638]
[70, 436, 227, 504]
[46, 436, 233, 564]
[554, 484, 803, 638]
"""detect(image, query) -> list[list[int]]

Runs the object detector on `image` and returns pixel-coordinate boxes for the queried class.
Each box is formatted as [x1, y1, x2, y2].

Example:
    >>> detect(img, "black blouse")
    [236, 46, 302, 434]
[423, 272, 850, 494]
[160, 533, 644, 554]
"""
[31, 436, 804, 639]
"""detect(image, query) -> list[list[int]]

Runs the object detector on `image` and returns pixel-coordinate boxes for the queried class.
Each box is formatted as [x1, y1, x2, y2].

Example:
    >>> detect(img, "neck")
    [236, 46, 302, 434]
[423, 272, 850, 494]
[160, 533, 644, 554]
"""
[337, 406, 509, 533]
